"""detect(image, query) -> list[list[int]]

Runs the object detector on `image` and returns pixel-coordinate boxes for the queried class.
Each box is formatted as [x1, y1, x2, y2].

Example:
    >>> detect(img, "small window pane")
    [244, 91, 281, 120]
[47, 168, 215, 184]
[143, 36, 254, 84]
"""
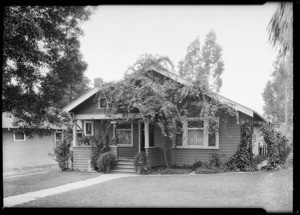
[55, 132, 63, 141]
[117, 130, 131, 144]
[99, 98, 107, 108]
[85, 123, 92, 135]
[188, 130, 203, 146]
[15, 132, 25, 140]
[176, 133, 182, 146]
[208, 132, 216, 146]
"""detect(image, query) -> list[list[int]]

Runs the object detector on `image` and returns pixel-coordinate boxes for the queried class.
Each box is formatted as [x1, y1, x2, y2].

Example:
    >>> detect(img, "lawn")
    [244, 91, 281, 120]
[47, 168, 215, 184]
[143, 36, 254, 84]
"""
[18, 167, 293, 212]
[3, 169, 101, 197]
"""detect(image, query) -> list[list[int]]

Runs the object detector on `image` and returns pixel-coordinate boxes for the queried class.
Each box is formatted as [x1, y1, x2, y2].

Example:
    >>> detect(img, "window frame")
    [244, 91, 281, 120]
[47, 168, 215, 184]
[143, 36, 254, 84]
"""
[176, 118, 219, 149]
[54, 131, 64, 144]
[13, 130, 26, 142]
[84, 121, 94, 136]
[115, 122, 133, 147]
[98, 97, 109, 109]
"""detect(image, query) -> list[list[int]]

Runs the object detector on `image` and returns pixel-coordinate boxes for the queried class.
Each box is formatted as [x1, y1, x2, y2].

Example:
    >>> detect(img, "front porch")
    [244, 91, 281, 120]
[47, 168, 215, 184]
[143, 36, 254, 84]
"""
[71, 118, 161, 172]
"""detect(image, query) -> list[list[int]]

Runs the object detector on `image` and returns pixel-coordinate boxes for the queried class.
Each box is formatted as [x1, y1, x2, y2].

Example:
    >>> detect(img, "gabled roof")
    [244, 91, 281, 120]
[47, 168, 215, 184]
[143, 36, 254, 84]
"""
[63, 66, 264, 120]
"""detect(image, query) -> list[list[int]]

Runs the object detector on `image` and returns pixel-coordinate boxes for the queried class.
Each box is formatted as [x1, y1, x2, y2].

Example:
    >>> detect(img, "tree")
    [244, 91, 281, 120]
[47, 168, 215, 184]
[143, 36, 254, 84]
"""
[94, 77, 104, 87]
[265, 2, 293, 142]
[178, 30, 224, 92]
[54, 75, 92, 109]
[262, 53, 293, 141]
[3, 6, 94, 134]
[268, 2, 293, 56]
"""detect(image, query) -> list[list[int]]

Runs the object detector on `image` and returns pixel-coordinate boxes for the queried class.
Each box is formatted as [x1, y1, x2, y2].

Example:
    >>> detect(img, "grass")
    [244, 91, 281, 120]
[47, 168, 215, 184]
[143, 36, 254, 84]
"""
[3, 169, 100, 197]
[18, 167, 293, 212]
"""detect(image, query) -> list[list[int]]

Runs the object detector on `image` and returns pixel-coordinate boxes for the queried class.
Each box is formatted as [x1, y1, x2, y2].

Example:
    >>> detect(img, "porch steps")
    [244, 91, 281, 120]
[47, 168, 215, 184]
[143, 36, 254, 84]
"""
[111, 157, 136, 174]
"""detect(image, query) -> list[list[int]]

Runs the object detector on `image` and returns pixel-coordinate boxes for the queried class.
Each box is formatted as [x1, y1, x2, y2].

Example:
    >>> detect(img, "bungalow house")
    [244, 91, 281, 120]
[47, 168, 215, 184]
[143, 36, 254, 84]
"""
[63, 66, 266, 172]
[2, 112, 72, 170]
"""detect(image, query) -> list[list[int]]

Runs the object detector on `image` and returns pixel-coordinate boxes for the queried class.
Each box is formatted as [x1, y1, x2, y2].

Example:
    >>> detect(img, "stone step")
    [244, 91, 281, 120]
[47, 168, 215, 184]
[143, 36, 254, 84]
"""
[118, 157, 134, 162]
[114, 165, 135, 170]
[111, 168, 136, 174]
[117, 161, 135, 165]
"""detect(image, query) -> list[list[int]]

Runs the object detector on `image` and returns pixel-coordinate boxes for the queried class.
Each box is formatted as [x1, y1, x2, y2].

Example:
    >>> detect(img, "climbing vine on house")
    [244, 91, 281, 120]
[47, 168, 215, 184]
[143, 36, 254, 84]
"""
[226, 120, 291, 172]
[226, 122, 257, 171]
[95, 54, 236, 167]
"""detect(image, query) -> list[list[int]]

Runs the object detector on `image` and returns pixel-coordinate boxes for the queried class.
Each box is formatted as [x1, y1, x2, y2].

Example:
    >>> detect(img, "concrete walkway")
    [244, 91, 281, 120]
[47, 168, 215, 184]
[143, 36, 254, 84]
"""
[4, 173, 138, 207]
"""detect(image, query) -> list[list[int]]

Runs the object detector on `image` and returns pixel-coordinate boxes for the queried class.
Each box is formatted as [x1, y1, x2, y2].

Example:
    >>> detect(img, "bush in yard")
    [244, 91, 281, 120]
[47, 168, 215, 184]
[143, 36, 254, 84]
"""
[195, 165, 220, 174]
[49, 127, 73, 171]
[134, 151, 149, 174]
[209, 153, 227, 169]
[191, 160, 203, 171]
[90, 134, 109, 171]
[143, 165, 192, 175]
[96, 152, 116, 173]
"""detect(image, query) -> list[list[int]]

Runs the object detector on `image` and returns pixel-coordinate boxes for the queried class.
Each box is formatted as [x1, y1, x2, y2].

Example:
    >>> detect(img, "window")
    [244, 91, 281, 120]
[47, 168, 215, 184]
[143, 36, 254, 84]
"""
[116, 122, 133, 147]
[84, 121, 94, 136]
[179, 118, 219, 149]
[55, 131, 63, 144]
[98, 98, 109, 109]
[187, 121, 204, 146]
[13, 131, 26, 142]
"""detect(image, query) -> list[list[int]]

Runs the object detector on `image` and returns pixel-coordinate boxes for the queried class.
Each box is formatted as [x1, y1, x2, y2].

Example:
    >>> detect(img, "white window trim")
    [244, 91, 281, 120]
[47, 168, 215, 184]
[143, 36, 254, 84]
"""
[176, 118, 219, 149]
[115, 122, 133, 147]
[13, 130, 26, 142]
[84, 121, 94, 136]
[98, 98, 109, 109]
[54, 131, 64, 143]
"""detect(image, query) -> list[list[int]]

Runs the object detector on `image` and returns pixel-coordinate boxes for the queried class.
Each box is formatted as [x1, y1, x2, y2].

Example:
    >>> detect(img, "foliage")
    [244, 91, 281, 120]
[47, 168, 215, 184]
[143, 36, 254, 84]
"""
[134, 152, 149, 173]
[96, 152, 116, 173]
[262, 52, 293, 143]
[94, 77, 104, 87]
[3, 6, 94, 135]
[253, 154, 267, 165]
[142, 165, 192, 175]
[195, 165, 221, 174]
[49, 127, 73, 171]
[95, 54, 235, 167]
[259, 122, 291, 170]
[191, 160, 204, 171]
[178, 30, 224, 92]
[208, 153, 227, 169]
[90, 123, 111, 171]
[55, 75, 92, 109]
[268, 2, 293, 56]
[225, 122, 257, 172]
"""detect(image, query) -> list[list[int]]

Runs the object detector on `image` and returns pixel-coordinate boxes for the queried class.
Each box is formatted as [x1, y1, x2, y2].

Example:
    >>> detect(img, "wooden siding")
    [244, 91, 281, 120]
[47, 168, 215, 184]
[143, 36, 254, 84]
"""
[72, 95, 107, 115]
[2, 129, 56, 170]
[145, 147, 165, 167]
[72, 146, 92, 171]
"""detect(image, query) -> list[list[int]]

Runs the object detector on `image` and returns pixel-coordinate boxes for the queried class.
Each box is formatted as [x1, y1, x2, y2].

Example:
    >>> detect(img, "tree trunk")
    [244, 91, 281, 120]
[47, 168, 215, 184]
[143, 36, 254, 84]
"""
[163, 139, 170, 168]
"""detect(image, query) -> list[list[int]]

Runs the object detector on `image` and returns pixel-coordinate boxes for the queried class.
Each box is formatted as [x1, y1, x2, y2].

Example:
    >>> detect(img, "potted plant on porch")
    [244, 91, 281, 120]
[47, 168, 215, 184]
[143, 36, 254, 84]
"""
[134, 152, 149, 174]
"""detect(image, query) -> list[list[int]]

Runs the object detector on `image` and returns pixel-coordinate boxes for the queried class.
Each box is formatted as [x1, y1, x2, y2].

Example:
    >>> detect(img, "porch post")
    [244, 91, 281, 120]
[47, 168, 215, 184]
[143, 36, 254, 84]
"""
[144, 120, 149, 149]
[73, 120, 77, 146]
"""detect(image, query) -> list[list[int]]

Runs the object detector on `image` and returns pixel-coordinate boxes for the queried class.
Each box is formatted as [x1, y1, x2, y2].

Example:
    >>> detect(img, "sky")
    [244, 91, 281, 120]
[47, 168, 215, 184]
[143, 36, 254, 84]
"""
[78, 4, 279, 116]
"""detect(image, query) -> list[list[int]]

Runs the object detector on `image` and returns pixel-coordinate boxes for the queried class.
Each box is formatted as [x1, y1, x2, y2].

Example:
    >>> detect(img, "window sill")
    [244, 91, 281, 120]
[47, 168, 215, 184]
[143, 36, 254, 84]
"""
[117, 144, 134, 147]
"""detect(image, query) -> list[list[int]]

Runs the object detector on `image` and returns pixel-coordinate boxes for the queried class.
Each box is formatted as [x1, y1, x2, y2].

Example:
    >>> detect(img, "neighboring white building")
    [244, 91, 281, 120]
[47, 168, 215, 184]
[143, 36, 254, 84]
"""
[2, 112, 72, 170]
